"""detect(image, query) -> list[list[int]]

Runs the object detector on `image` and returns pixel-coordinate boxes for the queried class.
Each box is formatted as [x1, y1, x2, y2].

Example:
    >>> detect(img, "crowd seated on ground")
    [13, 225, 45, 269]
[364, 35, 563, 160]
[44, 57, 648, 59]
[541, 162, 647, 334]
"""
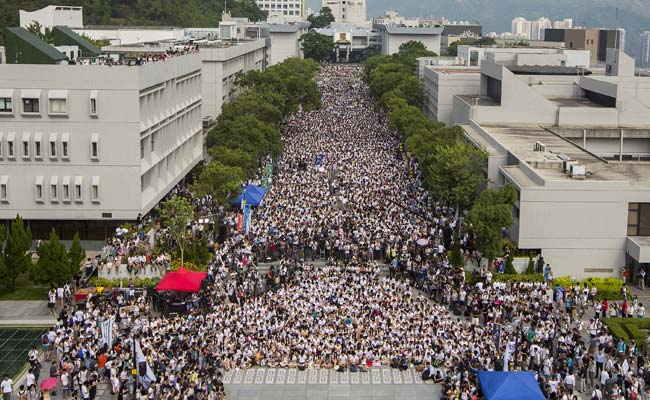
[36, 64, 649, 400]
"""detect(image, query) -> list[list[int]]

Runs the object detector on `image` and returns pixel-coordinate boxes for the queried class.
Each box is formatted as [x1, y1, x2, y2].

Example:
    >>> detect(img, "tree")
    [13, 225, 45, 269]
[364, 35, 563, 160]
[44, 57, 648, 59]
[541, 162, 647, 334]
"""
[68, 232, 86, 276]
[33, 229, 73, 286]
[0, 226, 5, 288]
[160, 196, 195, 268]
[2, 215, 32, 290]
[467, 185, 517, 265]
[299, 30, 334, 62]
[307, 7, 335, 29]
[26, 21, 54, 44]
[218, 93, 283, 126]
[190, 160, 246, 204]
[424, 142, 487, 211]
[447, 37, 496, 56]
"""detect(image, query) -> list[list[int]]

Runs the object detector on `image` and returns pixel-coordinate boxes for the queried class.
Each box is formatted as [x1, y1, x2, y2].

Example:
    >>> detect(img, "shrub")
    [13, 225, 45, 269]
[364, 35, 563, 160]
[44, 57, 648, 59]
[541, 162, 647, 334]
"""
[89, 277, 160, 288]
[170, 259, 205, 272]
[602, 318, 650, 350]
[525, 254, 536, 274]
[465, 272, 544, 285]
[554, 276, 623, 300]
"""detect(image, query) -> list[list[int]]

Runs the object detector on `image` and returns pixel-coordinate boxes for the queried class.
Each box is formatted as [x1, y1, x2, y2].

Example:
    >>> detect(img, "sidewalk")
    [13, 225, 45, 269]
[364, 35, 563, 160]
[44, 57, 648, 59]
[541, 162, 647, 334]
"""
[0, 301, 56, 327]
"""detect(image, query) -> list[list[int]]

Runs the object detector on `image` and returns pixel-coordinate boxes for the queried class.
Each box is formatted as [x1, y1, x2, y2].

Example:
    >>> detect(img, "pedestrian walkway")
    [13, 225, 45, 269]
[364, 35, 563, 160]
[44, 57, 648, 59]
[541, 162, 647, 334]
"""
[0, 301, 55, 327]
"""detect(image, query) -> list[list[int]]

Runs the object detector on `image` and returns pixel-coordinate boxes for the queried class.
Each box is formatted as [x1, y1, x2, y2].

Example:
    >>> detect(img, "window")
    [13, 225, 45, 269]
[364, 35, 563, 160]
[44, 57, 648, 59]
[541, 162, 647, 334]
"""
[62, 176, 71, 202]
[0, 98, 11, 113]
[74, 176, 83, 202]
[49, 99, 67, 114]
[91, 176, 100, 202]
[151, 132, 157, 153]
[50, 176, 59, 202]
[61, 133, 70, 159]
[49, 133, 57, 158]
[23, 98, 39, 113]
[0, 176, 7, 202]
[628, 203, 650, 236]
[7, 132, 15, 158]
[35, 176, 43, 202]
[22, 132, 31, 158]
[89, 90, 98, 116]
[90, 134, 99, 160]
[34, 133, 42, 158]
[0, 132, 3, 158]
[140, 139, 146, 159]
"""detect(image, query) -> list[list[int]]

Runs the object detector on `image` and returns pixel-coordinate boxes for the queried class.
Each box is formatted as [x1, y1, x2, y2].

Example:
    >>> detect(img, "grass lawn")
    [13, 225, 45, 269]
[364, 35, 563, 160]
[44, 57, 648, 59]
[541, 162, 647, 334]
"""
[0, 286, 49, 301]
[0, 273, 49, 301]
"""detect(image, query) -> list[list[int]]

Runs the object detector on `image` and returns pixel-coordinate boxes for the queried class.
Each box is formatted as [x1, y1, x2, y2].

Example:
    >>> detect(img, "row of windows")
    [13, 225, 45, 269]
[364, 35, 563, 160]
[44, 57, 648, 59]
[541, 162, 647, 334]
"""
[0, 132, 99, 161]
[0, 89, 98, 117]
[0, 176, 100, 204]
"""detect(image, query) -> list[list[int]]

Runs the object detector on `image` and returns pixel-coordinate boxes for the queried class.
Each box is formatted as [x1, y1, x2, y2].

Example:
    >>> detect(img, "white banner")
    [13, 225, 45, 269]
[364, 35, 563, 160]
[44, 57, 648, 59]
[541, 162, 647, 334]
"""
[99, 317, 114, 347]
[135, 340, 156, 388]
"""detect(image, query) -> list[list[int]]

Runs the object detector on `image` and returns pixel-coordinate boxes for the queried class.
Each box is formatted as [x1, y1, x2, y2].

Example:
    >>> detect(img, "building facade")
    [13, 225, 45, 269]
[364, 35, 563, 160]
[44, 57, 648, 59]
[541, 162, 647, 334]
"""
[0, 54, 203, 239]
[19, 5, 83, 30]
[378, 25, 443, 56]
[268, 22, 310, 65]
[641, 31, 650, 68]
[322, 0, 366, 25]
[256, 0, 304, 20]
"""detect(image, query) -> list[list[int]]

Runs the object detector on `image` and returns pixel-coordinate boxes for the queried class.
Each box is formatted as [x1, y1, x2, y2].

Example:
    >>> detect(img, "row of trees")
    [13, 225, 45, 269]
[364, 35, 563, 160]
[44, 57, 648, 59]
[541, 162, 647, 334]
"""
[0, 216, 85, 291]
[363, 41, 516, 266]
[194, 58, 321, 201]
[157, 58, 322, 268]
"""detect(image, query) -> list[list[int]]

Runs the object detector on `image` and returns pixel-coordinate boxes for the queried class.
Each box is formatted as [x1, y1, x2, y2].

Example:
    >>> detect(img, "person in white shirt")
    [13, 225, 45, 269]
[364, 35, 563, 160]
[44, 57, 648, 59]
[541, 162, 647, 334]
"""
[564, 372, 575, 395]
[1, 374, 13, 400]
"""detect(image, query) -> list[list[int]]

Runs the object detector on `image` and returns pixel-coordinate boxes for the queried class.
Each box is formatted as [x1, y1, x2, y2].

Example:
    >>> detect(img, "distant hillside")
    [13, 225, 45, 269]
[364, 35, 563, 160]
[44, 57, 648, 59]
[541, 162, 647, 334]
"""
[0, 0, 267, 45]
[305, 0, 650, 60]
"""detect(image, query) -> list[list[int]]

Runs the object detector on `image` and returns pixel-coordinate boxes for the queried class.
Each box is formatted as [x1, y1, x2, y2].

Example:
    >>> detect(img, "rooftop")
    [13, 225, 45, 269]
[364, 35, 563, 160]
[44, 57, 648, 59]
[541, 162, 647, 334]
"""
[382, 26, 444, 35]
[506, 65, 592, 75]
[467, 124, 650, 187]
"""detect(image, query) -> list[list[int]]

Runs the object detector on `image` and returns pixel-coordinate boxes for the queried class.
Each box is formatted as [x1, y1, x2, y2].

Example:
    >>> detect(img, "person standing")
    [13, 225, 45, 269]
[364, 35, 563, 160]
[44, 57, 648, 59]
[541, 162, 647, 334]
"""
[639, 268, 646, 290]
[1, 374, 13, 400]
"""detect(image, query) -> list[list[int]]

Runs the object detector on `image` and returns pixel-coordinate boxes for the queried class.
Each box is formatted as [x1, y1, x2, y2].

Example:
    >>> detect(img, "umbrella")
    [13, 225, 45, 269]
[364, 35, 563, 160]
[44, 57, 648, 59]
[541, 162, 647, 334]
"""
[40, 377, 58, 391]
[416, 238, 429, 246]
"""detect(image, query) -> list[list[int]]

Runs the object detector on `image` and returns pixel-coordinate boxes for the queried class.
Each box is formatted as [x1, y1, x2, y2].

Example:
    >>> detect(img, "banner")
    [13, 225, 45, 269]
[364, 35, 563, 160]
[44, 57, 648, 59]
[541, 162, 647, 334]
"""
[100, 317, 114, 347]
[492, 323, 502, 349]
[237, 213, 244, 233]
[135, 340, 156, 388]
[315, 154, 324, 166]
[243, 204, 252, 235]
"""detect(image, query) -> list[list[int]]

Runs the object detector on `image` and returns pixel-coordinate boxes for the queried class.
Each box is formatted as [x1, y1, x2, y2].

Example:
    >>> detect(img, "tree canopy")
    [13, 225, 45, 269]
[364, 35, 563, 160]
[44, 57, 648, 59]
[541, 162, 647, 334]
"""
[33, 229, 75, 286]
[2, 215, 32, 290]
[159, 196, 195, 267]
[299, 30, 334, 62]
[307, 7, 335, 29]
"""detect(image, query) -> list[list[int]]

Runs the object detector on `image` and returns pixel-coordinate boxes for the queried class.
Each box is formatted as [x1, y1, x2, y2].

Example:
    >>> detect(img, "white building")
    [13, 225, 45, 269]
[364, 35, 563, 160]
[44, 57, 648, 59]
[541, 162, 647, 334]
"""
[268, 22, 310, 65]
[0, 53, 203, 239]
[531, 17, 551, 41]
[256, 0, 304, 21]
[378, 25, 443, 56]
[442, 49, 650, 277]
[511, 17, 532, 39]
[19, 5, 83, 30]
[642, 31, 650, 68]
[553, 18, 573, 29]
[322, 0, 366, 25]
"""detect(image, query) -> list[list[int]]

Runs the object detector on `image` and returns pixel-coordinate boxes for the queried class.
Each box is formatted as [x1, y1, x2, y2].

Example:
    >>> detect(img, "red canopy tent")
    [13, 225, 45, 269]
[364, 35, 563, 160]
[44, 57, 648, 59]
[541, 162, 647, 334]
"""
[155, 267, 207, 292]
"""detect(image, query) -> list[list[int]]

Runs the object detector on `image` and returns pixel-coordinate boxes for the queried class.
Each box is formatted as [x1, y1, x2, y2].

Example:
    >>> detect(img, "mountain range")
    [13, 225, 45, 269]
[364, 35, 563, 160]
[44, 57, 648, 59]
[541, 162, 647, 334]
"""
[307, 0, 650, 61]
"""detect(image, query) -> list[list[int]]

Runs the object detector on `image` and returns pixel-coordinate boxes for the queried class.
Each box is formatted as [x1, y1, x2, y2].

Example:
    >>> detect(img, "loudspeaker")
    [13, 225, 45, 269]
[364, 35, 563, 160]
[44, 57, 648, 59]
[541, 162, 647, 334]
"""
[200, 278, 209, 291]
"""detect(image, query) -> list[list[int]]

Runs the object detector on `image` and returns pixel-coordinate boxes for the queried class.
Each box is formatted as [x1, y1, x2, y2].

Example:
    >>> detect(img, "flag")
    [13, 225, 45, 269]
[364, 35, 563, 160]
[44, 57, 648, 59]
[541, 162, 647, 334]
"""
[244, 204, 252, 235]
[135, 340, 156, 388]
[99, 317, 114, 347]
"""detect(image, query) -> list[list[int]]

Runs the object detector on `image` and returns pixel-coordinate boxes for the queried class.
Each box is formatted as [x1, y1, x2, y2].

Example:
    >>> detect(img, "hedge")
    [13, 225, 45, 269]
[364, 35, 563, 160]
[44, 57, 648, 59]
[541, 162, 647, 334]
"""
[602, 318, 650, 350]
[465, 271, 544, 285]
[89, 277, 160, 288]
[170, 259, 205, 272]
[554, 276, 623, 301]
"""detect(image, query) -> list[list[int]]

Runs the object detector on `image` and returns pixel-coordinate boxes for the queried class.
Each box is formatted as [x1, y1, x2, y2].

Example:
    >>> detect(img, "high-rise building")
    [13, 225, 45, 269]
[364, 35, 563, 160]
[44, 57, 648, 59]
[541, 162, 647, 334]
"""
[553, 18, 573, 29]
[255, 0, 304, 20]
[531, 17, 552, 40]
[511, 17, 531, 38]
[642, 31, 650, 67]
[322, 0, 366, 25]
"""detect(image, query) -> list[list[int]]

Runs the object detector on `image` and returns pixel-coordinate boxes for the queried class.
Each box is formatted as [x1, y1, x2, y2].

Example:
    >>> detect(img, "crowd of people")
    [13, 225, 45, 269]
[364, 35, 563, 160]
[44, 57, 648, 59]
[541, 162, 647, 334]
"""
[16, 64, 648, 400]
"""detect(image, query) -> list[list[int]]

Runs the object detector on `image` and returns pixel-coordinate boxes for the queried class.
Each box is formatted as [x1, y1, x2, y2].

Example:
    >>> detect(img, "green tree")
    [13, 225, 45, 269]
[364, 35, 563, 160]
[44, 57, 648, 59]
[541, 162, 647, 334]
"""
[26, 21, 54, 44]
[307, 7, 335, 29]
[467, 185, 517, 265]
[209, 146, 255, 175]
[299, 30, 334, 62]
[160, 196, 195, 267]
[190, 160, 246, 204]
[33, 229, 73, 286]
[206, 116, 281, 159]
[2, 215, 32, 290]
[218, 93, 283, 126]
[68, 232, 86, 275]
[447, 37, 496, 56]
[424, 142, 487, 211]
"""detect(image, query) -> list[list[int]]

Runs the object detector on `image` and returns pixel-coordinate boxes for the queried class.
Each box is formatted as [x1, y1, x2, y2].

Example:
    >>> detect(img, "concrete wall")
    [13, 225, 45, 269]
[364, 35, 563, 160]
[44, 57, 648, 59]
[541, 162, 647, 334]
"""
[422, 67, 480, 126]
[199, 40, 267, 119]
[382, 32, 441, 56]
[269, 31, 304, 65]
[75, 28, 185, 46]
[20, 6, 83, 30]
[0, 55, 203, 221]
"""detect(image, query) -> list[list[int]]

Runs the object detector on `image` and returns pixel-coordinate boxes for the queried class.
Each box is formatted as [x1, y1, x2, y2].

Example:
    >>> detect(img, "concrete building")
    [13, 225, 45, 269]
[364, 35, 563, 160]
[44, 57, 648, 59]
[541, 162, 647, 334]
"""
[545, 28, 626, 65]
[442, 49, 650, 277]
[0, 47, 203, 239]
[642, 32, 650, 68]
[530, 18, 552, 41]
[315, 23, 381, 62]
[19, 5, 83, 30]
[553, 18, 573, 29]
[256, 0, 304, 20]
[378, 25, 443, 56]
[322, 0, 366, 25]
[511, 17, 532, 39]
[267, 22, 310, 65]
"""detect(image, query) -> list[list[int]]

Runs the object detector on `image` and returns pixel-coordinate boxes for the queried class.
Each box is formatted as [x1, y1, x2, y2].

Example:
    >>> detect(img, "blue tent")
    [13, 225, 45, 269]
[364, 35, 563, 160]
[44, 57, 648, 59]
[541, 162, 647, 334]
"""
[476, 371, 545, 400]
[230, 185, 268, 207]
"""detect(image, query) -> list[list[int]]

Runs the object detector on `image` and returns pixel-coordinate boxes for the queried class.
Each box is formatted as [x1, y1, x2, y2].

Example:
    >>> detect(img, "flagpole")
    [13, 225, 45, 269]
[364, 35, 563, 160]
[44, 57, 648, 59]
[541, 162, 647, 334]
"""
[132, 337, 137, 400]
